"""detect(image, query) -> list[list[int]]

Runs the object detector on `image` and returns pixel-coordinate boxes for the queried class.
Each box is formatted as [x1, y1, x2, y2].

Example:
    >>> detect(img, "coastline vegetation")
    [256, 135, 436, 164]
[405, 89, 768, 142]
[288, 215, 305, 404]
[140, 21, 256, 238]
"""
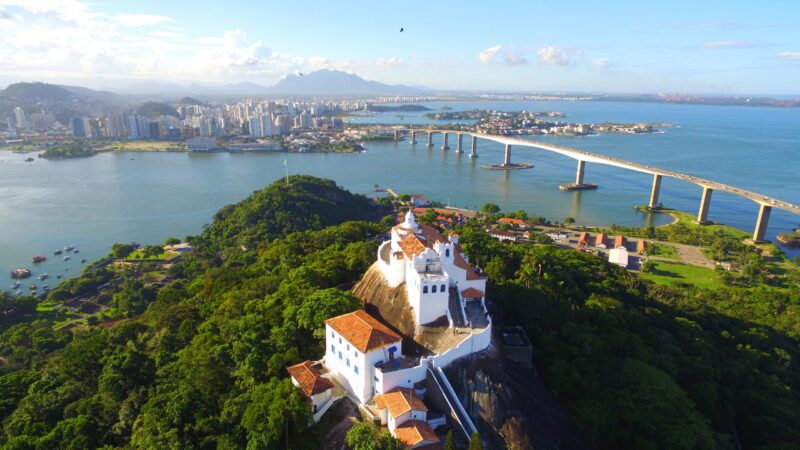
[0, 177, 798, 449]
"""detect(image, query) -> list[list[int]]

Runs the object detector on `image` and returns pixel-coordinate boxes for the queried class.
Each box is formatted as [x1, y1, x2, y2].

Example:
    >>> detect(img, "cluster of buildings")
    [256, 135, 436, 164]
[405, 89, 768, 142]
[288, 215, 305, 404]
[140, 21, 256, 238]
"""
[287, 211, 492, 448]
[442, 109, 656, 137]
[5, 107, 61, 138]
[3, 97, 366, 143]
[577, 232, 647, 268]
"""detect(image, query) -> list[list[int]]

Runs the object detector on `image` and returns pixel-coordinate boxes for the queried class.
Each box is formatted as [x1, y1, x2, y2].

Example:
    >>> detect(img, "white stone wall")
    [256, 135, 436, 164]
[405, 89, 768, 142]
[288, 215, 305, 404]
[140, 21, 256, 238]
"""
[326, 324, 403, 403]
[375, 359, 429, 396]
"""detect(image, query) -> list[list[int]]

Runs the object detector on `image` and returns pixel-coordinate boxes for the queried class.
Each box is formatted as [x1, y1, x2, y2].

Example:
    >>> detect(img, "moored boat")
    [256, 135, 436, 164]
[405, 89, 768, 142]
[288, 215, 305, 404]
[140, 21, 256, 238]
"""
[11, 268, 32, 278]
[32, 255, 47, 263]
[54, 250, 63, 255]
[38, 273, 48, 280]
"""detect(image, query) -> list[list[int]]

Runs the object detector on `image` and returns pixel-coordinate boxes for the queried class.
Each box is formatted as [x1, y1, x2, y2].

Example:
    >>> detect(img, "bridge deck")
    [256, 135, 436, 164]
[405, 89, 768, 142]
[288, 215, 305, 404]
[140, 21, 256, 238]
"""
[402, 129, 799, 215]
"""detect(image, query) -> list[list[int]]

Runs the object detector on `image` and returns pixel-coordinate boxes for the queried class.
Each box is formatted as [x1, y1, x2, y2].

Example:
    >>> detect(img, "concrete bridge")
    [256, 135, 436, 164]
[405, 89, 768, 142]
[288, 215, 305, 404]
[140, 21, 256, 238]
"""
[383, 128, 799, 243]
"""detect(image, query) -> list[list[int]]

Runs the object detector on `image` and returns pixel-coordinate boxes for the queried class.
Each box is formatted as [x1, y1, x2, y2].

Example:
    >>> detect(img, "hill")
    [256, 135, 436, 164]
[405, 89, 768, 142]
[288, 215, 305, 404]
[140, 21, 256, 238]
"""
[195, 175, 382, 252]
[1, 176, 798, 449]
[134, 101, 179, 118]
[0, 176, 388, 449]
[177, 96, 204, 106]
[266, 69, 424, 96]
[1, 82, 73, 102]
[0, 82, 119, 124]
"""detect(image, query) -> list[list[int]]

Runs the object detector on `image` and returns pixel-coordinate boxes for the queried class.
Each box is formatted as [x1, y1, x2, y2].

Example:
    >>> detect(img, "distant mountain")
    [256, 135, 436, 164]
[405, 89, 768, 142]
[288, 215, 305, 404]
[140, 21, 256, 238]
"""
[135, 101, 178, 118]
[2, 82, 74, 101]
[0, 82, 118, 124]
[114, 70, 426, 97]
[265, 70, 423, 96]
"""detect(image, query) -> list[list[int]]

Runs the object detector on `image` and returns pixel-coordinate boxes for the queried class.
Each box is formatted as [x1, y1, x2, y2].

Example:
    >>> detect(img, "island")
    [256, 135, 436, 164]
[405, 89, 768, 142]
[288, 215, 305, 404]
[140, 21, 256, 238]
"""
[423, 109, 668, 136]
[366, 104, 432, 112]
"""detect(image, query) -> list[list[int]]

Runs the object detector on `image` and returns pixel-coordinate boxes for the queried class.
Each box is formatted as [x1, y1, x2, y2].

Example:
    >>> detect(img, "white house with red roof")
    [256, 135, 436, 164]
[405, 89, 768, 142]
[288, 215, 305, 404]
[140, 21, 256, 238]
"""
[286, 360, 336, 422]
[324, 310, 404, 404]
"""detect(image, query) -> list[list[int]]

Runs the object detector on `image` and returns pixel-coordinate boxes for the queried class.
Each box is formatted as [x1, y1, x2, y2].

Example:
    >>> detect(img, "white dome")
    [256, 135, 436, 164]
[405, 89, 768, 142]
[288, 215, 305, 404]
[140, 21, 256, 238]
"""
[401, 209, 419, 230]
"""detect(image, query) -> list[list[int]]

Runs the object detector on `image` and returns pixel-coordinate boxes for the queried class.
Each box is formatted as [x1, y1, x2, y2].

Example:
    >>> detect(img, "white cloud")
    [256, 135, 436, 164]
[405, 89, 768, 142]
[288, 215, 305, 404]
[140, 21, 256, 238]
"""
[592, 58, 609, 69]
[778, 51, 800, 61]
[376, 57, 403, 69]
[478, 45, 502, 63]
[536, 46, 572, 66]
[0, 0, 402, 84]
[112, 13, 171, 27]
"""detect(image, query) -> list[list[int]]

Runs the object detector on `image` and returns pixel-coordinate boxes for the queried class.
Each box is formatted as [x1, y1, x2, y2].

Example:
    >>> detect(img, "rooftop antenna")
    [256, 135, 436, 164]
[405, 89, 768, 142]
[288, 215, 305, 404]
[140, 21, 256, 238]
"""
[283, 159, 289, 187]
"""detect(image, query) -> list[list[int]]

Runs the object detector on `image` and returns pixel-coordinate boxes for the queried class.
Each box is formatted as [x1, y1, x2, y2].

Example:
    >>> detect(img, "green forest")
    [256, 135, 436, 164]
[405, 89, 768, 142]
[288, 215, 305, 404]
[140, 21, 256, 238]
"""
[1, 176, 798, 449]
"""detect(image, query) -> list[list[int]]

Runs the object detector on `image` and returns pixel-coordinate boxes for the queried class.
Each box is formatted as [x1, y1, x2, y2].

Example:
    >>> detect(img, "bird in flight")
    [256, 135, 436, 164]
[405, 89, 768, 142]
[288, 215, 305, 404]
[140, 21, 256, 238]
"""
[399, 27, 404, 32]
[297, 72, 304, 76]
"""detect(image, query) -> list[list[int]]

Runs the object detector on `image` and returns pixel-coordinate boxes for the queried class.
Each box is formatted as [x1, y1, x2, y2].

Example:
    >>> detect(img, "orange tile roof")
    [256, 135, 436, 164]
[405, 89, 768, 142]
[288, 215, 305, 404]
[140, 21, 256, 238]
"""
[374, 387, 428, 418]
[399, 233, 428, 258]
[394, 420, 440, 447]
[498, 217, 526, 226]
[287, 361, 334, 397]
[453, 245, 487, 281]
[460, 287, 484, 298]
[614, 236, 627, 247]
[325, 310, 402, 353]
[397, 225, 448, 259]
[595, 233, 607, 245]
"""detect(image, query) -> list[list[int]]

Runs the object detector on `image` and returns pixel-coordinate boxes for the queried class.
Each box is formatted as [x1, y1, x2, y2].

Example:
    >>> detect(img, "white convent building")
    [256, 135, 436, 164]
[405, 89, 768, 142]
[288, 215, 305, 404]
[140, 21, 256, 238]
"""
[379, 209, 488, 326]
[290, 211, 492, 447]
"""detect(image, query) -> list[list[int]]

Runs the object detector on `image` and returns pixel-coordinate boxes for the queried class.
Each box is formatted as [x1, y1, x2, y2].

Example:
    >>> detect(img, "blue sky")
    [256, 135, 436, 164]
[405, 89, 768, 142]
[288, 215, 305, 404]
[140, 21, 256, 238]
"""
[0, 0, 798, 94]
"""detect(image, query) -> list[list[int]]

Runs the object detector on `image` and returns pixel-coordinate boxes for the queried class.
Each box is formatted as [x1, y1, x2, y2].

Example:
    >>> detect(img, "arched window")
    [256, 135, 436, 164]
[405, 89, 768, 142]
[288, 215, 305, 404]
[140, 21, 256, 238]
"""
[445, 248, 450, 257]
[423, 286, 428, 293]
[432, 285, 437, 293]
[441, 284, 446, 292]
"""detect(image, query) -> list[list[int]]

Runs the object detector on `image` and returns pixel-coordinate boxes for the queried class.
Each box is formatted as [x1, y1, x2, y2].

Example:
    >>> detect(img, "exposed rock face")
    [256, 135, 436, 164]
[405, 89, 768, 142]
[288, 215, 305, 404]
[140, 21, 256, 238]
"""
[446, 354, 591, 450]
[352, 263, 426, 355]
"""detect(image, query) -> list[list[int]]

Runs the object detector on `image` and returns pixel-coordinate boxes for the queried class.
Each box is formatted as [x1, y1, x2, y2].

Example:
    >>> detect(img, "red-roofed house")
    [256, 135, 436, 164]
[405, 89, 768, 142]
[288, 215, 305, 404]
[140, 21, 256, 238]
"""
[325, 310, 403, 404]
[374, 387, 428, 431]
[394, 420, 441, 449]
[498, 217, 528, 230]
[287, 360, 335, 422]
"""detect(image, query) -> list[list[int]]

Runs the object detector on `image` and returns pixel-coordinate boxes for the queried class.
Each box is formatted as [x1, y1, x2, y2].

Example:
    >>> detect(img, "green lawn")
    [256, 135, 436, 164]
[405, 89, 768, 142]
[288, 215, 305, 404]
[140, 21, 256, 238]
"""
[650, 243, 679, 260]
[127, 249, 179, 261]
[107, 141, 186, 152]
[642, 261, 725, 290]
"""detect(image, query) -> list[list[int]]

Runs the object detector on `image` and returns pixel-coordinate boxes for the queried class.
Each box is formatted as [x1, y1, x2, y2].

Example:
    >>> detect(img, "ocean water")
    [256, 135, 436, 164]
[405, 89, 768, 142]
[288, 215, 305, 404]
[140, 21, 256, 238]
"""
[1, 100, 798, 290]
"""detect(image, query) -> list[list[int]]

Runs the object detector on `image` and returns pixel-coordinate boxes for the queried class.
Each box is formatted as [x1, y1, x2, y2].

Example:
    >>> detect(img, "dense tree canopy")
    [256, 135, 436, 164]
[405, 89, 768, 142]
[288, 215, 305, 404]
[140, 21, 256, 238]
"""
[1, 177, 798, 449]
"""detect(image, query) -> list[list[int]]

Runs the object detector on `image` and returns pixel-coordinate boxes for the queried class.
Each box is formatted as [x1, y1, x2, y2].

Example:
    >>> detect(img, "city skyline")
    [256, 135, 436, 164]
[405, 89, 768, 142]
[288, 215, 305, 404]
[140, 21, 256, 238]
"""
[0, 0, 799, 95]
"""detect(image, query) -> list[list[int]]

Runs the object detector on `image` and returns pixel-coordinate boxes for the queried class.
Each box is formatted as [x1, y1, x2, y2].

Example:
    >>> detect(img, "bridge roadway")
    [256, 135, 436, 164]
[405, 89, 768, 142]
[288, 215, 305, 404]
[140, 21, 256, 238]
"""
[385, 128, 800, 242]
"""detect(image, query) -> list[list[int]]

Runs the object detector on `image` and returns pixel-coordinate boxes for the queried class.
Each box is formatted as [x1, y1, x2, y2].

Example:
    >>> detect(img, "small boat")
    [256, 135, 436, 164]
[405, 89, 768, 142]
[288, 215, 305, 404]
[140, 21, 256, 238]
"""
[11, 281, 21, 289]
[80, 259, 86, 263]
[11, 268, 31, 278]
[42, 285, 49, 291]
[32, 255, 47, 263]
[29, 284, 36, 291]
[14, 289, 22, 295]
[25, 157, 34, 162]
[73, 249, 79, 254]
[38, 273, 48, 280]
[63, 255, 70, 261]
[56, 275, 61, 279]
[64, 245, 74, 252]
[54, 250, 63, 255]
